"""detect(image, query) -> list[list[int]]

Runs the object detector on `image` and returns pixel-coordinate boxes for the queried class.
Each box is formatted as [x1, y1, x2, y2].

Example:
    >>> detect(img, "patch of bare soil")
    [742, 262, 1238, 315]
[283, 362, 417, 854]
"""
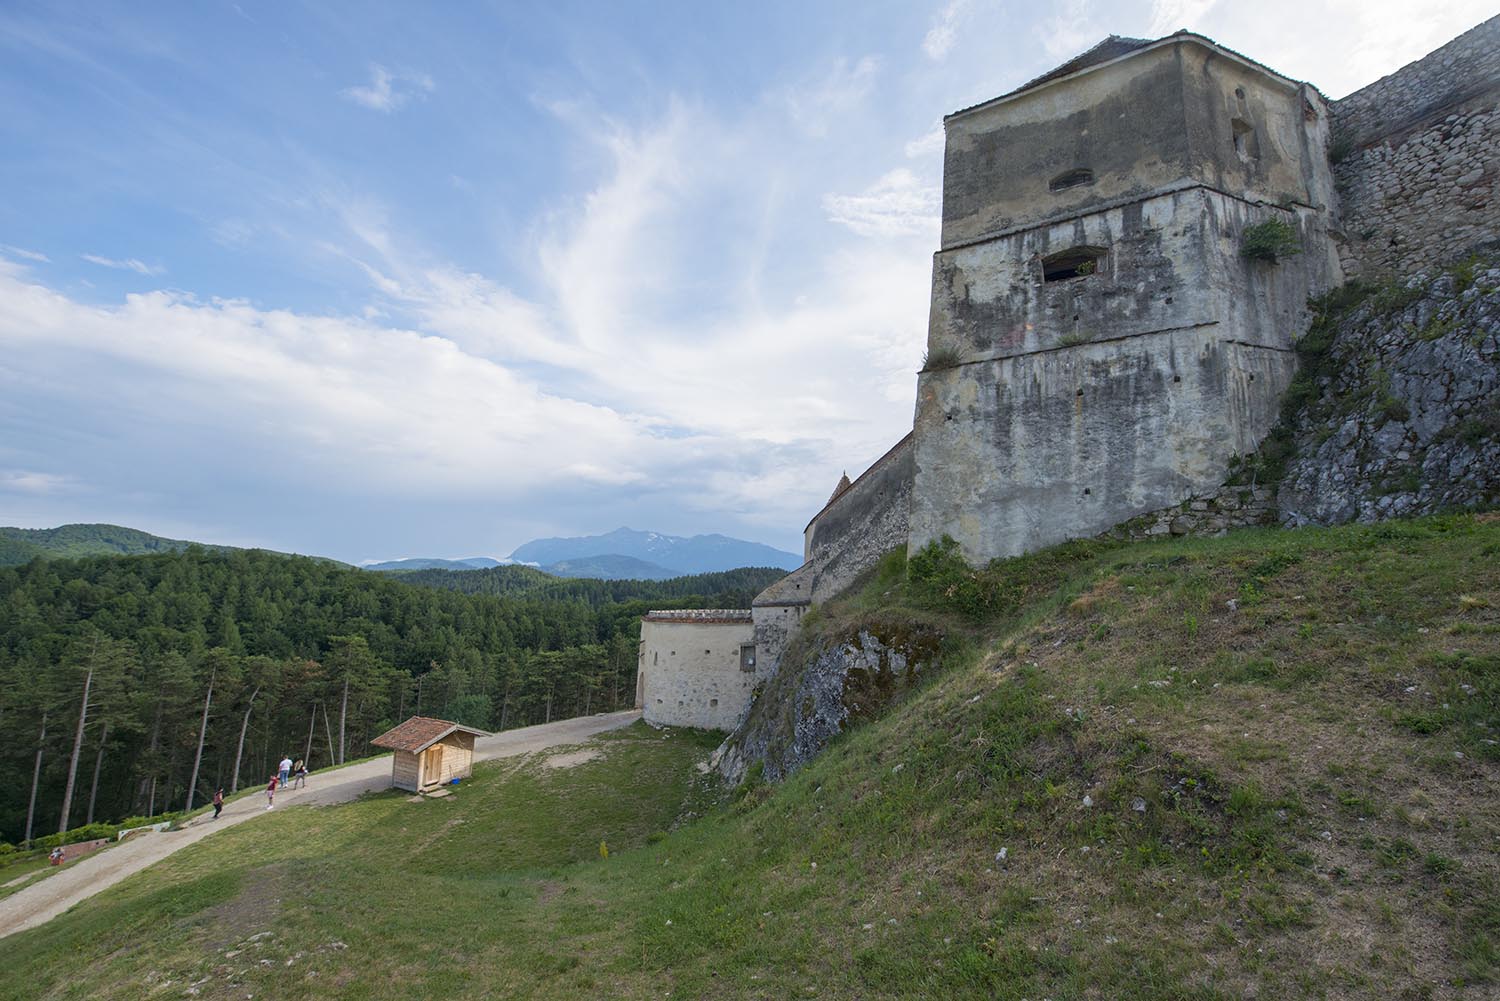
[544, 748, 602, 769]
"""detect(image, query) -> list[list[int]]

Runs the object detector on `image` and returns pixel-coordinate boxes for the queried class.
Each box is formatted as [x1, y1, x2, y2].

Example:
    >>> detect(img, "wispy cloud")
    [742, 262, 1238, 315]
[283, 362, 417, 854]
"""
[923, 0, 971, 60]
[1, 245, 50, 263]
[1039, 0, 1100, 61]
[784, 56, 880, 137]
[0, 469, 73, 494]
[904, 125, 945, 159]
[823, 169, 940, 239]
[340, 63, 434, 113]
[80, 253, 163, 276]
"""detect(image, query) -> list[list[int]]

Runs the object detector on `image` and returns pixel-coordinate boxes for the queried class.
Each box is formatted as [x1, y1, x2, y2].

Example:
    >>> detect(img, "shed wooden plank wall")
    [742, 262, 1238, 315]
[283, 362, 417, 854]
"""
[392, 750, 420, 792]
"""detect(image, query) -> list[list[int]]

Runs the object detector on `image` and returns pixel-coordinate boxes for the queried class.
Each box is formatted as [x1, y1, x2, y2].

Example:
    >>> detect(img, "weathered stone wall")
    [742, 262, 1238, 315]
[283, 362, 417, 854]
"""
[637, 611, 757, 731]
[941, 35, 1334, 250]
[1333, 16, 1500, 279]
[1100, 483, 1278, 542]
[1279, 262, 1500, 526]
[745, 435, 914, 700]
[801, 434, 913, 603]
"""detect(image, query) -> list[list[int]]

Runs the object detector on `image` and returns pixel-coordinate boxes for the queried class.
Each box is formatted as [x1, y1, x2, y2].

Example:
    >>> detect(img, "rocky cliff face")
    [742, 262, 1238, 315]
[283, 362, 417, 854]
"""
[1279, 260, 1500, 526]
[712, 619, 943, 785]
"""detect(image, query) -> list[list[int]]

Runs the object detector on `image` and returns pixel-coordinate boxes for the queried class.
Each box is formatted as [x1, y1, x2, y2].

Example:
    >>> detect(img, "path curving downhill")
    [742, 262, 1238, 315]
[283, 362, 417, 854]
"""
[0, 709, 641, 940]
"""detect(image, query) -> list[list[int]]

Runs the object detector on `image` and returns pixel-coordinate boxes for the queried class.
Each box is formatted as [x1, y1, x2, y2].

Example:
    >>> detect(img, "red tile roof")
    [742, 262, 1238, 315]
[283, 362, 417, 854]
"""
[370, 716, 488, 753]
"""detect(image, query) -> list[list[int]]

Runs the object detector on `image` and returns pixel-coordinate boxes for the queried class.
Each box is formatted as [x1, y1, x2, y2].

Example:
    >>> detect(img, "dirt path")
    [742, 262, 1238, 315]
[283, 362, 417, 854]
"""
[0, 709, 641, 940]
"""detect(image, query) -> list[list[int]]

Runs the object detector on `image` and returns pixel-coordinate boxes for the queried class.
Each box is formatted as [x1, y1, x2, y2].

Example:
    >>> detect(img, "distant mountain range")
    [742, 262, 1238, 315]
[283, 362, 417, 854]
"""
[367, 528, 801, 580]
[363, 557, 503, 572]
[0, 523, 801, 582]
[509, 527, 800, 576]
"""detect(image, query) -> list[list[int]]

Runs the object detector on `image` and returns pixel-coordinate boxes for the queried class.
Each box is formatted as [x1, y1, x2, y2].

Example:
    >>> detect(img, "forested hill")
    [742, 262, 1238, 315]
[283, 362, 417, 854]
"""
[0, 548, 783, 843]
[395, 562, 787, 598]
[0, 523, 211, 565]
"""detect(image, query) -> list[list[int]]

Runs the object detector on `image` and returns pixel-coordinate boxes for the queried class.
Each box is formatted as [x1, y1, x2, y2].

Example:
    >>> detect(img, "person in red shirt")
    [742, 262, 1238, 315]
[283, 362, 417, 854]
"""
[266, 774, 278, 810]
[212, 787, 224, 819]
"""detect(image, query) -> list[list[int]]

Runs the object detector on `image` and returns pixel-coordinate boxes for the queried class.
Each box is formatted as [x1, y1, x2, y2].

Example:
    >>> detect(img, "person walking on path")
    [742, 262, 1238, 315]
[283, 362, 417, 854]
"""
[265, 774, 278, 810]
[291, 759, 307, 789]
[212, 788, 224, 820]
[277, 755, 292, 788]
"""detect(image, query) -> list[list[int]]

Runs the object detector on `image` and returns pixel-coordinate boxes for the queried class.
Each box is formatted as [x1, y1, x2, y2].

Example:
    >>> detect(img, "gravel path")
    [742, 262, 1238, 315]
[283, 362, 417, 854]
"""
[0, 709, 641, 940]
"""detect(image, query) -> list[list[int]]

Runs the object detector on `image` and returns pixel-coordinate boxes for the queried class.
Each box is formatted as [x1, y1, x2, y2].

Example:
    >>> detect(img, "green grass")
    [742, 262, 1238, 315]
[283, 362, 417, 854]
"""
[1, 515, 1497, 1000]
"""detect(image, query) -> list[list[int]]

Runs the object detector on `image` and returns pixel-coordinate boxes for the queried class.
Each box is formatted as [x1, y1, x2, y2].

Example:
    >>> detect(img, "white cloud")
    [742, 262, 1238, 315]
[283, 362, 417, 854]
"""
[1, 245, 50, 263]
[823, 169, 941, 239]
[1140, 0, 1496, 98]
[785, 56, 880, 137]
[0, 469, 73, 494]
[340, 64, 434, 113]
[923, 0, 971, 60]
[1039, 0, 1100, 61]
[81, 253, 162, 275]
[1147, 0, 1220, 36]
[904, 125, 946, 159]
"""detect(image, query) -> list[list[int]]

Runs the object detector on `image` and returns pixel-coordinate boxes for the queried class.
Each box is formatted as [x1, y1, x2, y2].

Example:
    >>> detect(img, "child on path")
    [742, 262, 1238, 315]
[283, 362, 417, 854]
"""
[266, 774, 278, 810]
[292, 759, 307, 789]
[212, 788, 224, 819]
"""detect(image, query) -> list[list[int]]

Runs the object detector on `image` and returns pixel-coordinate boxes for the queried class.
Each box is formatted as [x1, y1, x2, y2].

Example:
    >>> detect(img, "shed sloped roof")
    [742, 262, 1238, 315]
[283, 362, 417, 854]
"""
[370, 716, 489, 753]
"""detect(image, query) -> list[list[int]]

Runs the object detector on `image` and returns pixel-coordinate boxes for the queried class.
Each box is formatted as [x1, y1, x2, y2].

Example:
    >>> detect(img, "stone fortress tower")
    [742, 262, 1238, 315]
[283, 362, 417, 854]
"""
[907, 33, 1342, 562]
[637, 18, 1500, 732]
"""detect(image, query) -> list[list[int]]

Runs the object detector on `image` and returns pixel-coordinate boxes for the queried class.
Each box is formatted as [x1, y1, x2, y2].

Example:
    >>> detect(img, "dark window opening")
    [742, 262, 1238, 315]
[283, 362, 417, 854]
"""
[1232, 118, 1258, 162]
[1042, 246, 1105, 283]
[1173, 375, 1182, 383]
[1048, 168, 1094, 192]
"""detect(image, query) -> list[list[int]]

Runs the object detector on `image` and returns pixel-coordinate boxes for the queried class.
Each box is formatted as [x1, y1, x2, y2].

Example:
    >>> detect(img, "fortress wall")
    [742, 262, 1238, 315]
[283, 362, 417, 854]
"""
[929, 187, 1335, 365]
[801, 434, 913, 603]
[910, 331, 1297, 562]
[638, 612, 756, 730]
[1333, 16, 1500, 278]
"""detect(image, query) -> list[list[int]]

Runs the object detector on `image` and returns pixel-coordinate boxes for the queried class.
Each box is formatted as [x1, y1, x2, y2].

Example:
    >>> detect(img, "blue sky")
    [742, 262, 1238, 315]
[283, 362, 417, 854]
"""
[0, 0, 1490, 563]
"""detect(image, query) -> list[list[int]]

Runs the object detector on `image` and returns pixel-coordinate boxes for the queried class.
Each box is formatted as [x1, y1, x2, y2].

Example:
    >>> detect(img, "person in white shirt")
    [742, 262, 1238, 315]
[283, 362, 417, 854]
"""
[278, 756, 292, 788]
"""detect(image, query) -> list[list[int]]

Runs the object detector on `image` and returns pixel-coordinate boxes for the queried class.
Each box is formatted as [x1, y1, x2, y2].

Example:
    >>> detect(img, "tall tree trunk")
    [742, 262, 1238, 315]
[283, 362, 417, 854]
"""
[58, 660, 95, 834]
[24, 712, 47, 847]
[136, 694, 164, 814]
[230, 685, 260, 793]
[184, 667, 216, 813]
[303, 704, 316, 767]
[86, 720, 109, 825]
[545, 682, 553, 724]
[338, 676, 349, 765]
[322, 702, 336, 767]
[499, 675, 512, 730]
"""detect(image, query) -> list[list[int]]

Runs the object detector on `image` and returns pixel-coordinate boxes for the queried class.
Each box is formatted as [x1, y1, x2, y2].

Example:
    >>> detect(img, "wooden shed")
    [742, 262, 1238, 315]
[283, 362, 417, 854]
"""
[370, 716, 489, 793]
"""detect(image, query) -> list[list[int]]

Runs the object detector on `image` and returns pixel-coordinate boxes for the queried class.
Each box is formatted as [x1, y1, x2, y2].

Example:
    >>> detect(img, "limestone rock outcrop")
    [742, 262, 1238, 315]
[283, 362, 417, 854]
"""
[1280, 263, 1500, 525]
[712, 620, 942, 785]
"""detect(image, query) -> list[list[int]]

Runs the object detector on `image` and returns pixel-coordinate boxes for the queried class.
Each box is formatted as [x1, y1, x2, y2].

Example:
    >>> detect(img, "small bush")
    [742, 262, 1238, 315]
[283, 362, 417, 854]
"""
[1241, 219, 1302, 264]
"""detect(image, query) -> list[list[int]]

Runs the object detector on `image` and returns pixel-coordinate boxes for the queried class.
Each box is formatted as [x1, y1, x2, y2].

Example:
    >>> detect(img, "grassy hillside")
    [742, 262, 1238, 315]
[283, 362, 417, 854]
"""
[1, 515, 1495, 1000]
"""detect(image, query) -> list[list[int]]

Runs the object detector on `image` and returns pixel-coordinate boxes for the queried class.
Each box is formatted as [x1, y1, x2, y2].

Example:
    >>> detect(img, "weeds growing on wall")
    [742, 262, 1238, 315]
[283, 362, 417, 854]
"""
[921, 344, 966, 371]
[1241, 219, 1303, 264]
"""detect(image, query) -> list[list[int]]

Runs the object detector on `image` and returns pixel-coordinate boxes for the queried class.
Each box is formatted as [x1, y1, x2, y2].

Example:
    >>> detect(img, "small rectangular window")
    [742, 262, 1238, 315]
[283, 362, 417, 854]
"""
[740, 644, 757, 672]
[1042, 246, 1105, 283]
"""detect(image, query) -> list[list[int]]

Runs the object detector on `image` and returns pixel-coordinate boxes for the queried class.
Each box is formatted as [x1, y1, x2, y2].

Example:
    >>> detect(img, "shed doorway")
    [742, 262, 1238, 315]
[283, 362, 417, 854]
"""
[421, 744, 443, 785]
